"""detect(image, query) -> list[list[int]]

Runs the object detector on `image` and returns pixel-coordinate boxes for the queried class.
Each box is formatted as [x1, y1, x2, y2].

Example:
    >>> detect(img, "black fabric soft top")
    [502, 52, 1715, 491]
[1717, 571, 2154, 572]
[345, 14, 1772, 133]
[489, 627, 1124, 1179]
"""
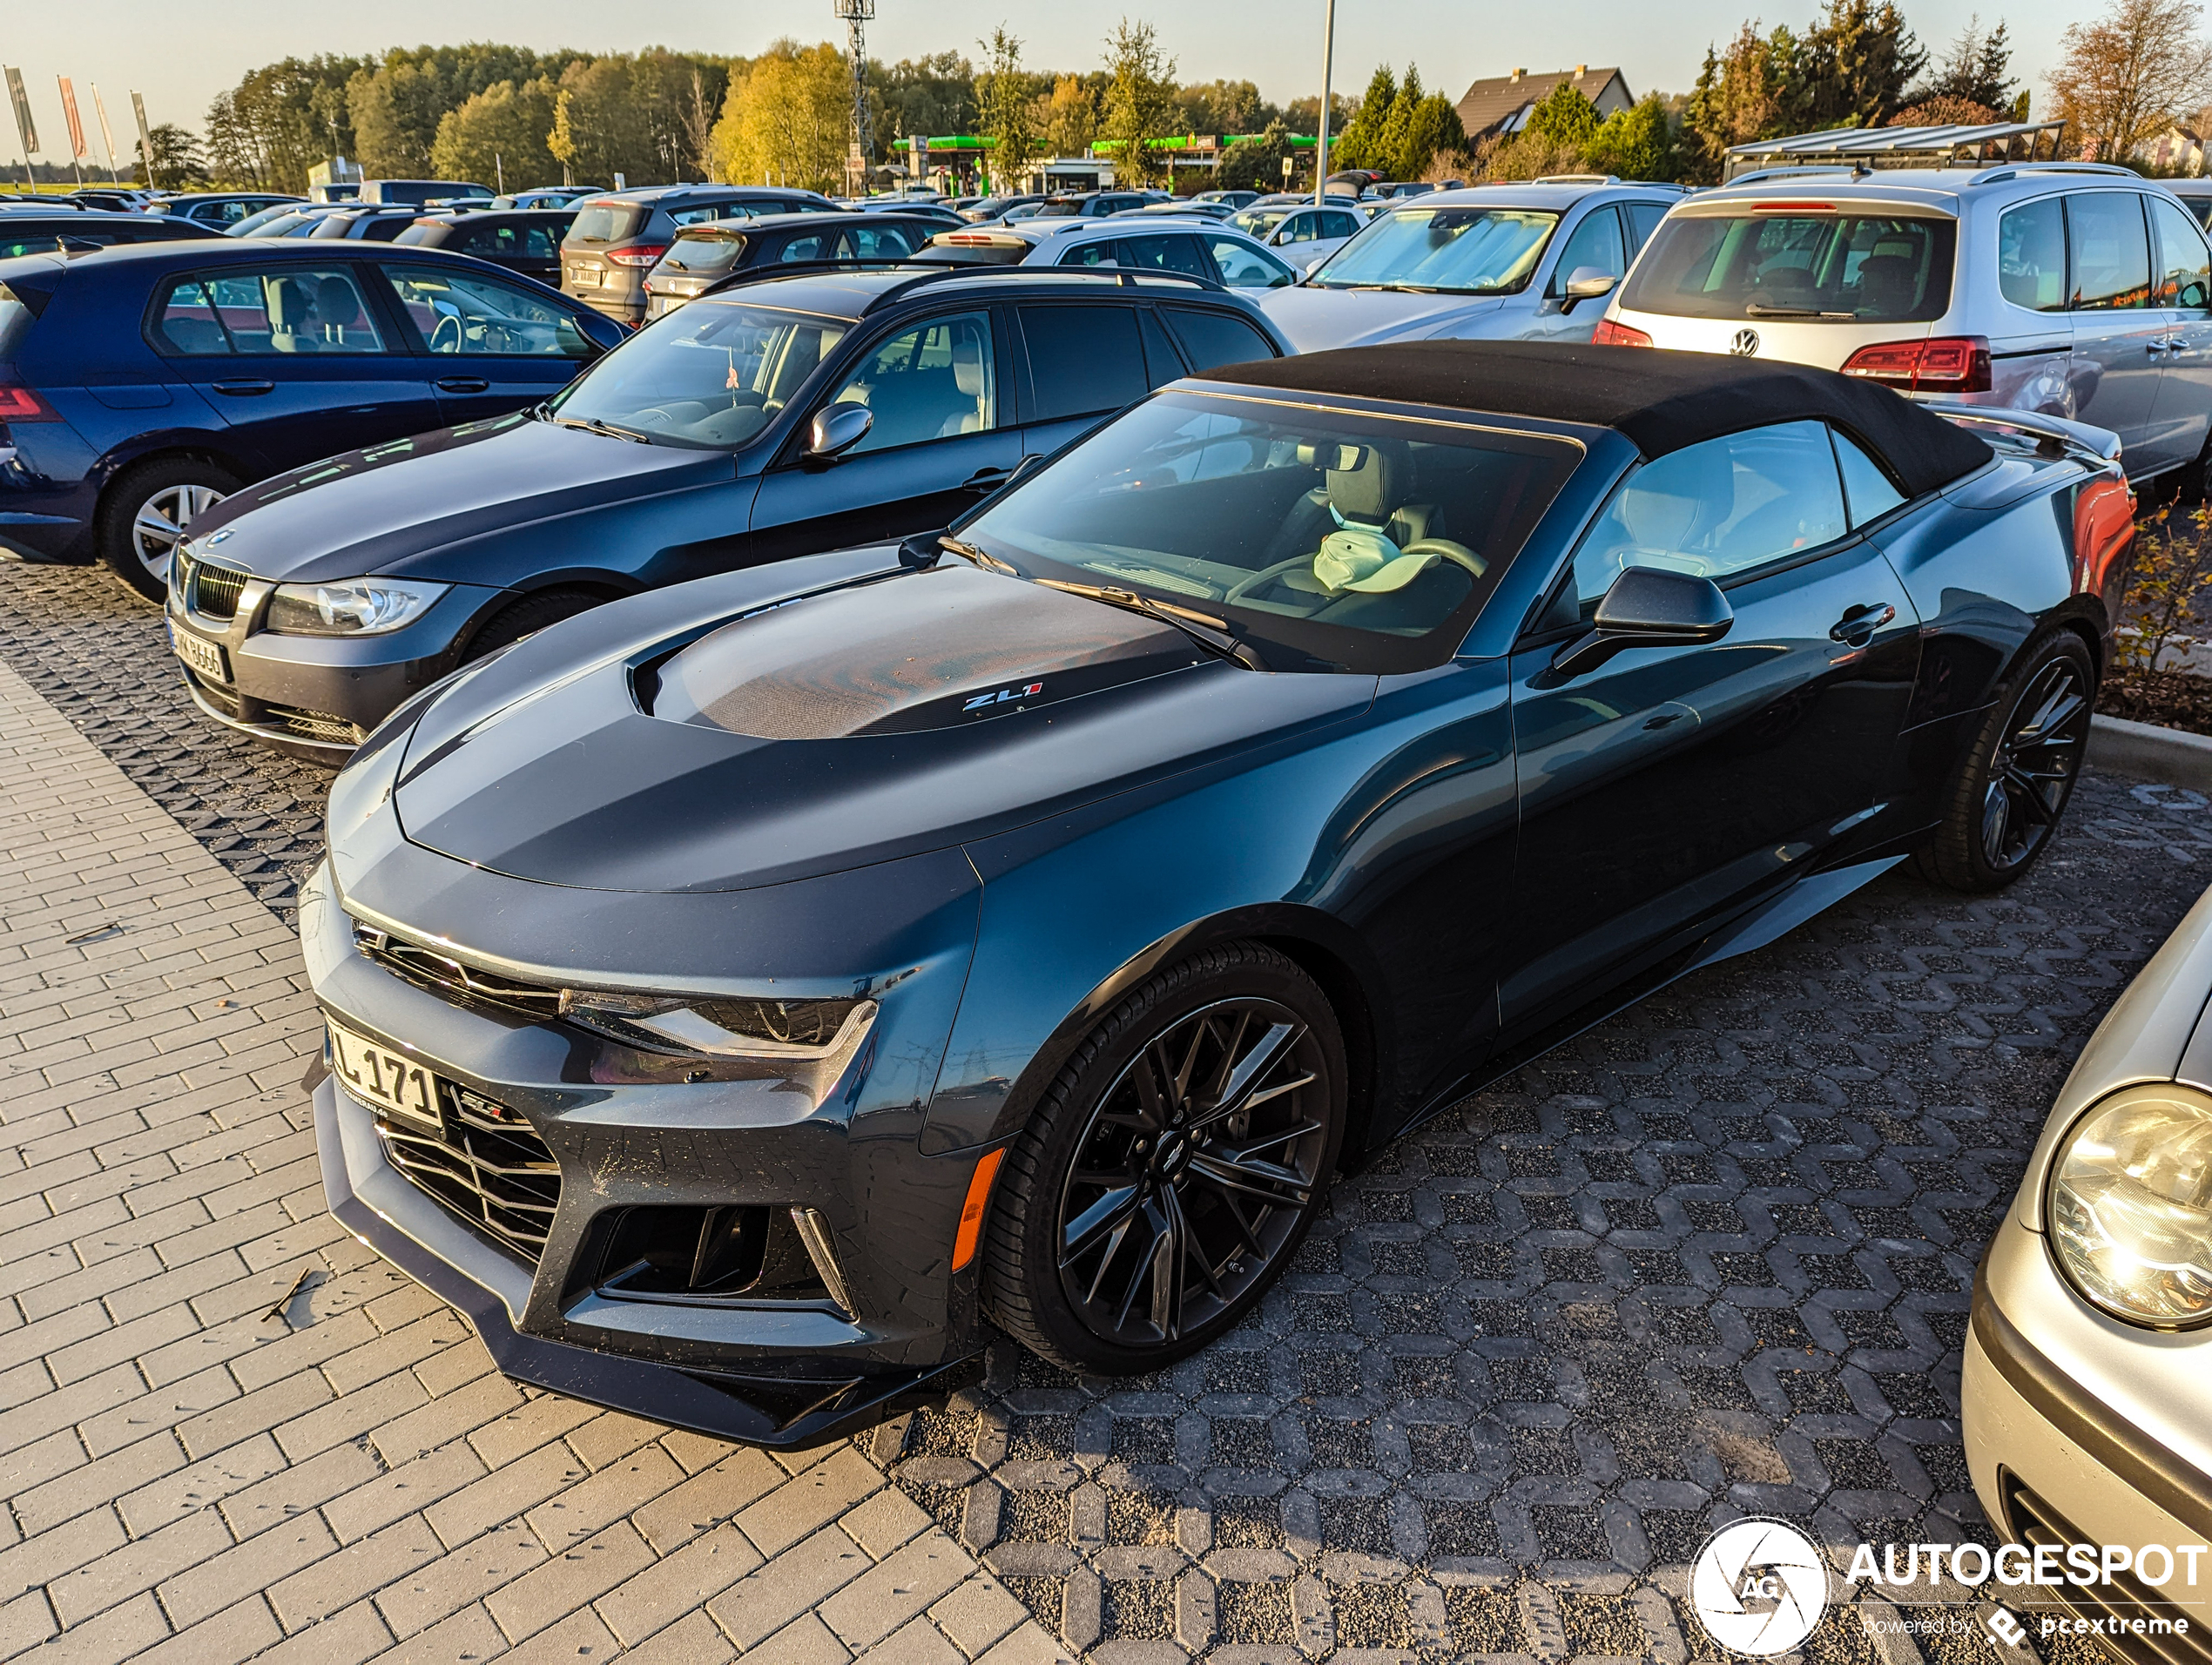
[1205, 340, 1993, 501]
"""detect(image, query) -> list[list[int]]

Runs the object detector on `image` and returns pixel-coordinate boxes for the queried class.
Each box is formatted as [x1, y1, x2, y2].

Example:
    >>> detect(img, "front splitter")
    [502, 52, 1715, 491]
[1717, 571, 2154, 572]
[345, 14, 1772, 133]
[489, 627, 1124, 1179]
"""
[312, 1078, 979, 1449]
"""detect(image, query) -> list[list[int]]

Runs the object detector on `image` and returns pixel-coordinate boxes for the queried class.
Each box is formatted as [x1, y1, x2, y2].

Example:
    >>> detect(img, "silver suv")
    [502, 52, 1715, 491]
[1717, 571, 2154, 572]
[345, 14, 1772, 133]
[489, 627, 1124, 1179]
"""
[1602, 162, 2212, 489]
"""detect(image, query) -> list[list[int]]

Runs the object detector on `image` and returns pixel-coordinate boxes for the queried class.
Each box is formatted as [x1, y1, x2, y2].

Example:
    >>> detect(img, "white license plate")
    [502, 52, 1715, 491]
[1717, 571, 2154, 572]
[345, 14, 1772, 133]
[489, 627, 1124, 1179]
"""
[570, 266, 599, 288]
[327, 1021, 441, 1134]
[171, 624, 227, 684]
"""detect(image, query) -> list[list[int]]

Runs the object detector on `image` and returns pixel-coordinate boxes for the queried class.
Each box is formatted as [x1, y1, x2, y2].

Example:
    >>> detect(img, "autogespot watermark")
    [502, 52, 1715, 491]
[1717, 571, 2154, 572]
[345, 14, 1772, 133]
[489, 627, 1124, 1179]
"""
[1687, 1520, 2206, 1657]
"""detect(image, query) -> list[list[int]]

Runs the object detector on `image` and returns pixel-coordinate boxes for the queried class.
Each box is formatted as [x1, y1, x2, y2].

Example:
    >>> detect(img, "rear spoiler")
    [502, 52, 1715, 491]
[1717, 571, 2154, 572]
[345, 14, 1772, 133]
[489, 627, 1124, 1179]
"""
[1919, 401, 2122, 466]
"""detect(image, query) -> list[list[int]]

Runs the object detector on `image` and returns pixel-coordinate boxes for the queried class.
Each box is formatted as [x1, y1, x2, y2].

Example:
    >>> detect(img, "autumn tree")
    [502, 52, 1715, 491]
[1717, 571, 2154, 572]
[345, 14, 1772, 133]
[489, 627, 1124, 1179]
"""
[976, 28, 1037, 188]
[1035, 75, 1098, 157]
[713, 41, 853, 191]
[1100, 18, 1178, 186]
[430, 78, 562, 191]
[2049, 0, 2212, 159]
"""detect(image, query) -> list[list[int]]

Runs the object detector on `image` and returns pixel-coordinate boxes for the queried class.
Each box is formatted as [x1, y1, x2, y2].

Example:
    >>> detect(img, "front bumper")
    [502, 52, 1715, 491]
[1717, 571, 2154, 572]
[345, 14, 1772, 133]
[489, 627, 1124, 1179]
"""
[1964, 1224, 2212, 1656]
[316, 1076, 978, 1446]
[168, 576, 502, 755]
[299, 846, 989, 1446]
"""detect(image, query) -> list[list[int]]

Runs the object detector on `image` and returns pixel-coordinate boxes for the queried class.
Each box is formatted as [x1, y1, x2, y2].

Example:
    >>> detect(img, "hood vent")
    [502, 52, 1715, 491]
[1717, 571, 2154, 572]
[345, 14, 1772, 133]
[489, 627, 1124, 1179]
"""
[646, 565, 1200, 740]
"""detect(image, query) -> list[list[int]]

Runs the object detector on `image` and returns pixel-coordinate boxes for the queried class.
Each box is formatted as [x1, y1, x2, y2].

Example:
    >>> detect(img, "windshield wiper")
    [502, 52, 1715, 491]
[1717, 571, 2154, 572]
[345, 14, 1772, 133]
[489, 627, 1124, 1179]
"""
[1743, 300, 1857, 320]
[938, 536, 1019, 576]
[553, 415, 653, 444]
[1035, 579, 1264, 671]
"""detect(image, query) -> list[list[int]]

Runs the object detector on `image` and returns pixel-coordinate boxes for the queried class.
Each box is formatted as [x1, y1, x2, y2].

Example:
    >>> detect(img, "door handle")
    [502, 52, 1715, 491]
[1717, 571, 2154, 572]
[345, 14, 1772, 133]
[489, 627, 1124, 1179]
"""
[211, 379, 274, 396]
[961, 467, 1013, 493]
[435, 376, 490, 394]
[1829, 602, 1897, 644]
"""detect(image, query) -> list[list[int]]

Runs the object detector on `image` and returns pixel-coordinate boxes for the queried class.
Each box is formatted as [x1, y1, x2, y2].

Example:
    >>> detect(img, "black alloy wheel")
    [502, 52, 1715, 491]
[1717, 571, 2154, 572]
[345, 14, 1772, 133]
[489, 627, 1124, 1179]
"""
[983, 944, 1345, 1374]
[1913, 630, 2095, 891]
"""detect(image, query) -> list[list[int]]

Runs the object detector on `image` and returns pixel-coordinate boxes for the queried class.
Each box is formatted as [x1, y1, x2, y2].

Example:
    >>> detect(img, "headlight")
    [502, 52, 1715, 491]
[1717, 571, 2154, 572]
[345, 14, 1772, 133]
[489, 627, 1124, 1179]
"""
[266, 577, 448, 635]
[2048, 1082, 2212, 1327]
[557, 990, 874, 1060]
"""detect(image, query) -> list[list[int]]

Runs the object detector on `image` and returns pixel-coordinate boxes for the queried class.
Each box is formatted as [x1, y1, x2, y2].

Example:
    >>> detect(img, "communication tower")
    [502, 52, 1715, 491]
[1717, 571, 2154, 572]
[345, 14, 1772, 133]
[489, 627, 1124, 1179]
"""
[834, 0, 874, 192]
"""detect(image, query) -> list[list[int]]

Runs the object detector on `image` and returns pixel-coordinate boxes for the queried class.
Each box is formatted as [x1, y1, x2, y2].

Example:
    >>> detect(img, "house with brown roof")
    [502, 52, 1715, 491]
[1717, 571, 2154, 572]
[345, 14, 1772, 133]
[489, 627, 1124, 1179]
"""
[1455, 66, 1635, 144]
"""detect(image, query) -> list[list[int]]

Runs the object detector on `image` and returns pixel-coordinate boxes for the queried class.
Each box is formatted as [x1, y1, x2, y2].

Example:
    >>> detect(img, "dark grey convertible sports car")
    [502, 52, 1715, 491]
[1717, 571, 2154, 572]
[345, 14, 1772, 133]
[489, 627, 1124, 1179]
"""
[305, 342, 2135, 1446]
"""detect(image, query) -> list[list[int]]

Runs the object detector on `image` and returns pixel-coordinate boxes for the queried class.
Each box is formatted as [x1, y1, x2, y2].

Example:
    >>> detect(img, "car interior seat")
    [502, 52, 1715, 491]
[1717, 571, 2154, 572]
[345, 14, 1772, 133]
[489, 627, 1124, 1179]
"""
[314, 276, 369, 348]
[266, 277, 319, 353]
[936, 332, 990, 436]
[1325, 440, 1440, 548]
[1856, 249, 1918, 315]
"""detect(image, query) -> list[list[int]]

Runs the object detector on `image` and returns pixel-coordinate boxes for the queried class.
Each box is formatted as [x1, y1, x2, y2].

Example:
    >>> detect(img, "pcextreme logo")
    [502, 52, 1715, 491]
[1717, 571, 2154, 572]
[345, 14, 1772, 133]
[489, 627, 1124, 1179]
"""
[1691, 1519, 1830, 1656]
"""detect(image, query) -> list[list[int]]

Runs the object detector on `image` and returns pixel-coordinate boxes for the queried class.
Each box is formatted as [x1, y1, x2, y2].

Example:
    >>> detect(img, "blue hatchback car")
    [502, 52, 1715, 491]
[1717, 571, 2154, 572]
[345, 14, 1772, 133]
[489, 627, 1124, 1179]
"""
[0, 240, 626, 597]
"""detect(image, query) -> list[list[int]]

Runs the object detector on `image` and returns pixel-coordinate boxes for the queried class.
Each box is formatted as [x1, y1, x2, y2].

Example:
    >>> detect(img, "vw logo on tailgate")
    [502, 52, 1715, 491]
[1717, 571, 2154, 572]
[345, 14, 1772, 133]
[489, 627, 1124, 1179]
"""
[1730, 328, 1761, 356]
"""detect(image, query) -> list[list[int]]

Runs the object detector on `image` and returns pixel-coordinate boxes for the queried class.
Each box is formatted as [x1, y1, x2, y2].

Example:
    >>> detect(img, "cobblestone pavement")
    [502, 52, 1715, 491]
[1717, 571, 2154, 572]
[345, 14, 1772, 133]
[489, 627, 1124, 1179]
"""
[6, 559, 2211, 1660]
[0, 651, 1069, 1664]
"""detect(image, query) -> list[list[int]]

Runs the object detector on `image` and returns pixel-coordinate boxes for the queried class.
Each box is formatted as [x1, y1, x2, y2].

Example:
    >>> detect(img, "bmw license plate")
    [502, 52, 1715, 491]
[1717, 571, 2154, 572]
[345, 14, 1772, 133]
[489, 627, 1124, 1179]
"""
[327, 1020, 442, 1134]
[170, 623, 227, 684]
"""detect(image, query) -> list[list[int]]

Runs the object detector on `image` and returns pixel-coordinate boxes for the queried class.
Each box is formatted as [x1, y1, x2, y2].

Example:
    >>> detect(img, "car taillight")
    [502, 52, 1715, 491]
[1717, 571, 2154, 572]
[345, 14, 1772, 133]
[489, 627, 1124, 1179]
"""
[1840, 335, 1991, 394]
[603, 245, 669, 267]
[0, 378, 57, 421]
[1591, 319, 1651, 347]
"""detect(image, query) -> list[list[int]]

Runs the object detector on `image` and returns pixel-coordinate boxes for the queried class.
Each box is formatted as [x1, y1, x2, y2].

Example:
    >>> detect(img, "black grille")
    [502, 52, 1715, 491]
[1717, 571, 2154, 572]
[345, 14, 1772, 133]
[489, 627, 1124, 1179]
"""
[2002, 1474, 2212, 1665]
[268, 703, 364, 745]
[191, 561, 246, 621]
[354, 924, 562, 1015]
[374, 1081, 560, 1262]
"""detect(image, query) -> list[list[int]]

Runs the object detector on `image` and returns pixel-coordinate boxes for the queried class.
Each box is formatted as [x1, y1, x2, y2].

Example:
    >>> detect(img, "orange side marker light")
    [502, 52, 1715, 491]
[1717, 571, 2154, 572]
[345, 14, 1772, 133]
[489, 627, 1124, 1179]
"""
[951, 1148, 1006, 1271]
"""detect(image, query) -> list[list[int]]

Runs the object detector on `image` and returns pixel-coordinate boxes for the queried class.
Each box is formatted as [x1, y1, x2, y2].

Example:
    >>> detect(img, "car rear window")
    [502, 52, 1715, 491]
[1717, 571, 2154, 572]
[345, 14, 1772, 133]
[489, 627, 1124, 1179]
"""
[1620, 206, 1956, 323]
[568, 202, 645, 245]
[660, 231, 747, 274]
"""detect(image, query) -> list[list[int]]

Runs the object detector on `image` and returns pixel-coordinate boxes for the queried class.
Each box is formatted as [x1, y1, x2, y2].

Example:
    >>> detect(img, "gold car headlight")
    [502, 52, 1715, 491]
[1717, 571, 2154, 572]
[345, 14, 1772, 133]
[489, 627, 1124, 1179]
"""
[2047, 1082, 2212, 1327]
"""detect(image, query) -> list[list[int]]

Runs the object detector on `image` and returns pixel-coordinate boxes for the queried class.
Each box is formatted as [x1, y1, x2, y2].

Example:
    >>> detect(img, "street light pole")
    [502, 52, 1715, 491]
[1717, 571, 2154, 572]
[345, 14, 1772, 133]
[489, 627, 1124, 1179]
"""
[1313, 0, 1334, 206]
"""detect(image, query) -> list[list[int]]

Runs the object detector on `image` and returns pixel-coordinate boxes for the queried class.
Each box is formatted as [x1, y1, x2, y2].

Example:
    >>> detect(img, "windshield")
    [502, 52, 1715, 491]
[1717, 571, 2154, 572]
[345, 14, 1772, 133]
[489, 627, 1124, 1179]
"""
[548, 299, 846, 448]
[958, 391, 1577, 674]
[1620, 209, 1956, 321]
[1310, 206, 1559, 293]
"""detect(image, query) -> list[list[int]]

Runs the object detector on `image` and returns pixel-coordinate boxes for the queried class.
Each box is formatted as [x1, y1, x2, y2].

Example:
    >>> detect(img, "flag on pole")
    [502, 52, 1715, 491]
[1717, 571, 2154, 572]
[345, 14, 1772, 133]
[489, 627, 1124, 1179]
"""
[3, 68, 38, 159]
[57, 78, 86, 160]
[131, 91, 153, 182]
[90, 84, 118, 174]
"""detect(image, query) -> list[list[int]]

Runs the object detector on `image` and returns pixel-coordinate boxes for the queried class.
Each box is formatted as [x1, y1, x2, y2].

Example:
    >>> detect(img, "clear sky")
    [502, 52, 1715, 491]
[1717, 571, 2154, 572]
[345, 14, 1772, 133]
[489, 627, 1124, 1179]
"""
[6, 0, 2083, 163]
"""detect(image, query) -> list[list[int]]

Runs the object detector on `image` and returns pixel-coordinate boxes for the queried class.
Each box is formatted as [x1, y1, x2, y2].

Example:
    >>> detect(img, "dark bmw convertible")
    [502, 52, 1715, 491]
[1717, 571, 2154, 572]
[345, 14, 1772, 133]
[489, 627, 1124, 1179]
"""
[304, 342, 2134, 1446]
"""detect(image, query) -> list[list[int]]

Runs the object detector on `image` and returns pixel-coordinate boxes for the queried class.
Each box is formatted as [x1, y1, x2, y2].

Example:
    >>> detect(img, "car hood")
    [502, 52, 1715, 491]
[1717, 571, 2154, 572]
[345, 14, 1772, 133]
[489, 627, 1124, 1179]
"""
[388, 558, 1377, 893]
[1256, 286, 1507, 351]
[183, 412, 737, 584]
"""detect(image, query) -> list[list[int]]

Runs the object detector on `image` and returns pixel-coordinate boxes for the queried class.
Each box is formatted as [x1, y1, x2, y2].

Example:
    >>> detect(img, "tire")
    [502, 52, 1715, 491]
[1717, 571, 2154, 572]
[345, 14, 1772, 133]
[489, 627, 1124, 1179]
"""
[2182, 436, 2212, 506]
[462, 588, 603, 662]
[1910, 629, 2096, 892]
[96, 457, 240, 603]
[981, 942, 1347, 1375]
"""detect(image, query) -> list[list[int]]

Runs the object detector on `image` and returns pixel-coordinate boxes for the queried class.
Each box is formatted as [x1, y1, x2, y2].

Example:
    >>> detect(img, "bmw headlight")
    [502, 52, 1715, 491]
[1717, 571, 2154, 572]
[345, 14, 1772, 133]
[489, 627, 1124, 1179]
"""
[557, 990, 874, 1060]
[2048, 1083, 2212, 1327]
[266, 577, 448, 636]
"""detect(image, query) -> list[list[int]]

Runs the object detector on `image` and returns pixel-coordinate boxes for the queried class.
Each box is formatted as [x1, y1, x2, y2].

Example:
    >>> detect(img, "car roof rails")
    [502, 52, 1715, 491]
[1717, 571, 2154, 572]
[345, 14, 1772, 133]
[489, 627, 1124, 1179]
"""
[1723, 164, 1871, 186]
[699, 260, 1228, 311]
[1532, 173, 1621, 185]
[1966, 159, 2141, 186]
[700, 257, 930, 298]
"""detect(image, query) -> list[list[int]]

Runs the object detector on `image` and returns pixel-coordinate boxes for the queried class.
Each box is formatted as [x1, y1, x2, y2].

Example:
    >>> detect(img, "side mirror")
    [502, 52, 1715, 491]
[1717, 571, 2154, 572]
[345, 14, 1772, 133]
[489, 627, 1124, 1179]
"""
[1559, 266, 1620, 313]
[1549, 567, 1732, 679]
[806, 402, 873, 462]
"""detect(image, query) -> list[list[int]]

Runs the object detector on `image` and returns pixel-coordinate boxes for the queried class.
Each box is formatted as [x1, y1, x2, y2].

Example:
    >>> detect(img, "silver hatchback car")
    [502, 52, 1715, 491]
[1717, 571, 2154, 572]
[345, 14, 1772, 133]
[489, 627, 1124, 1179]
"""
[1258, 179, 1690, 352]
[1602, 163, 2212, 490]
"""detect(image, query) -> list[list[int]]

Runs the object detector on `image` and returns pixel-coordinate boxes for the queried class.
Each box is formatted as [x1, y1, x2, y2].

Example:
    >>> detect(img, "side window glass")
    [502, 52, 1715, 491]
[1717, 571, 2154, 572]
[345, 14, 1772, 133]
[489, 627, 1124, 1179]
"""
[1206, 236, 1292, 288]
[1123, 236, 1210, 277]
[1321, 212, 1360, 239]
[1550, 207, 1626, 292]
[670, 205, 725, 226]
[2068, 192, 2151, 311]
[1018, 303, 1147, 420]
[152, 279, 233, 354]
[2152, 196, 2212, 308]
[780, 233, 831, 262]
[524, 225, 562, 258]
[383, 265, 594, 357]
[1999, 198, 2068, 312]
[1624, 202, 1668, 253]
[1163, 304, 1276, 373]
[1060, 240, 1121, 268]
[1567, 421, 1848, 615]
[1833, 428, 1906, 524]
[853, 225, 914, 258]
[825, 310, 997, 450]
[1136, 308, 1184, 388]
[1279, 214, 1317, 245]
[161, 269, 387, 354]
